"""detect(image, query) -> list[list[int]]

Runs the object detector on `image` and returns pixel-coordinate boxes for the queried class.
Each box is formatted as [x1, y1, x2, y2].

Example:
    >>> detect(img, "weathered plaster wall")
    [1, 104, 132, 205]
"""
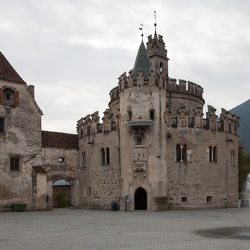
[0, 80, 42, 211]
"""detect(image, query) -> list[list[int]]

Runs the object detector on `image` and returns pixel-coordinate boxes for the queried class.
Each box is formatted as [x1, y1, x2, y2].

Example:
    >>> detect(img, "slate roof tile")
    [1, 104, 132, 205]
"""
[42, 131, 78, 149]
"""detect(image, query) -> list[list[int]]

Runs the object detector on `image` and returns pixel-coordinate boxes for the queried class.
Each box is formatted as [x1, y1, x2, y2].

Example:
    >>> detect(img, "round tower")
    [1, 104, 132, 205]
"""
[119, 29, 169, 211]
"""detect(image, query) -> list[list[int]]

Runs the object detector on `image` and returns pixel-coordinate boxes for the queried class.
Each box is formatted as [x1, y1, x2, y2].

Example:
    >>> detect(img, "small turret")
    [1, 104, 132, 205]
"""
[146, 23, 169, 77]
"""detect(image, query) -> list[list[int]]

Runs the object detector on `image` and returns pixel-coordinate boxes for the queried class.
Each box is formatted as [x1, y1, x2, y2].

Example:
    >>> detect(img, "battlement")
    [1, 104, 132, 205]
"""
[168, 78, 203, 98]
[77, 109, 117, 138]
[109, 86, 119, 103]
[117, 71, 203, 99]
[165, 104, 239, 134]
[118, 69, 167, 92]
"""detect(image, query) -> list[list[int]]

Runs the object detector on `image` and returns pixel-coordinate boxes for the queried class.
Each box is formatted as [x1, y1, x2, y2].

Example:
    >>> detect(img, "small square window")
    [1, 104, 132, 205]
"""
[181, 197, 187, 202]
[59, 157, 65, 163]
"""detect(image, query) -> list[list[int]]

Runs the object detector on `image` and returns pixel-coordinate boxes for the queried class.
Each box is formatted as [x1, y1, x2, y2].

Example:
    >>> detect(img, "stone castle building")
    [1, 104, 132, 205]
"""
[0, 24, 239, 212]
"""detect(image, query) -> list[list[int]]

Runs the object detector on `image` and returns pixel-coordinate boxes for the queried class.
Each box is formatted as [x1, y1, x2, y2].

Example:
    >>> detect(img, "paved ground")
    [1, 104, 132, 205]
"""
[0, 208, 250, 250]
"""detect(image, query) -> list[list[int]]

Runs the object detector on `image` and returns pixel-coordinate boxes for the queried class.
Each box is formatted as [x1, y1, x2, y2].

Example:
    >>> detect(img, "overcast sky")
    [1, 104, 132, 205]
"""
[1, 0, 249, 134]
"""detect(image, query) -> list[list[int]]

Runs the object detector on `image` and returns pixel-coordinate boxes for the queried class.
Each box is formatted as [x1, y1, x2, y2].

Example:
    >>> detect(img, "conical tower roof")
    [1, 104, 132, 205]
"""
[133, 41, 150, 79]
[0, 52, 25, 84]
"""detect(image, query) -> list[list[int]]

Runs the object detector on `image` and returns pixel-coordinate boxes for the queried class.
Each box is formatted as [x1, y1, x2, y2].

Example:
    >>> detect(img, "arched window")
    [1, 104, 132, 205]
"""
[81, 151, 86, 167]
[231, 150, 235, 165]
[4, 89, 14, 102]
[213, 146, 217, 162]
[208, 146, 217, 162]
[209, 146, 213, 162]
[160, 62, 163, 72]
[101, 148, 105, 165]
[80, 129, 83, 138]
[176, 144, 187, 162]
[101, 147, 110, 165]
[176, 144, 181, 161]
[106, 147, 110, 165]
[3, 88, 15, 106]
[135, 127, 144, 145]
[87, 126, 90, 135]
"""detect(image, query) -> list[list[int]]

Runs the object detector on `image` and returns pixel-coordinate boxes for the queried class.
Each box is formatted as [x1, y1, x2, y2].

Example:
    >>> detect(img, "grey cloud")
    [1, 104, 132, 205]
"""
[1, 0, 250, 133]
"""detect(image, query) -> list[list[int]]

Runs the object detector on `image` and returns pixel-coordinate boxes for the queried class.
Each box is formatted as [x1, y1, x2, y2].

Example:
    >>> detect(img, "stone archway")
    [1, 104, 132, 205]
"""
[134, 187, 147, 210]
[53, 180, 71, 208]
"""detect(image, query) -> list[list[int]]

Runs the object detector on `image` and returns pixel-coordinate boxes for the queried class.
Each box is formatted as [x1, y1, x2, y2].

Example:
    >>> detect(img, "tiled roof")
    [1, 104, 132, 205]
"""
[42, 131, 78, 150]
[133, 41, 150, 79]
[0, 52, 26, 84]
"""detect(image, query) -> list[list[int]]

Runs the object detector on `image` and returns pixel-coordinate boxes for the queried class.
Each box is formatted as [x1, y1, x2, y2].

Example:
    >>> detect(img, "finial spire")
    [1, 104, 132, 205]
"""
[139, 23, 144, 40]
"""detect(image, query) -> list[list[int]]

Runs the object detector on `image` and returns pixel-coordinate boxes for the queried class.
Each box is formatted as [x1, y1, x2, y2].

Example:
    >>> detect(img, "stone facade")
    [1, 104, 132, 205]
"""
[77, 28, 239, 211]
[0, 25, 240, 212]
[0, 52, 43, 211]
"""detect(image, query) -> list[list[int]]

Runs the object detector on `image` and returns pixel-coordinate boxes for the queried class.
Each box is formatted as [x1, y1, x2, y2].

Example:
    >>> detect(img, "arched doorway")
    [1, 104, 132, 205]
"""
[134, 187, 147, 210]
[53, 179, 71, 208]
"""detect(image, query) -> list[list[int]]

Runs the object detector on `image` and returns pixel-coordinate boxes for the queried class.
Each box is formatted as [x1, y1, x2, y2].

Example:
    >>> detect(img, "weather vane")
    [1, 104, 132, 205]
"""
[139, 23, 144, 38]
[154, 10, 157, 27]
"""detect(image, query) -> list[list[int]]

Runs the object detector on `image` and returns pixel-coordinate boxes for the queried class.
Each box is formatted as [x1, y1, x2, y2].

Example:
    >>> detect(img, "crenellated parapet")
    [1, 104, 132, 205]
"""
[218, 108, 240, 133]
[167, 78, 203, 98]
[165, 104, 239, 134]
[109, 86, 119, 103]
[77, 109, 118, 138]
[118, 69, 167, 92]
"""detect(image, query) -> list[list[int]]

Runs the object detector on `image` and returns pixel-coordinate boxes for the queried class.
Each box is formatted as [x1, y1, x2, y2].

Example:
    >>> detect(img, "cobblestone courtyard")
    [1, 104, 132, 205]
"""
[0, 208, 250, 249]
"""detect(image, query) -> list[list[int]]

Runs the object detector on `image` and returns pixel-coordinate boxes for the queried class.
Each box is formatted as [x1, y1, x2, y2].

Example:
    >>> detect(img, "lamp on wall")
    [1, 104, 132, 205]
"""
[167, 133, 172, 138]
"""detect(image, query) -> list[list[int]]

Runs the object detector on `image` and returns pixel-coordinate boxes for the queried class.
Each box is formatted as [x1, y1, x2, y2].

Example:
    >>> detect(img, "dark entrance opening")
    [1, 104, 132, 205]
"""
[53, 180, 71, 208]
[134, 187, 147, 210]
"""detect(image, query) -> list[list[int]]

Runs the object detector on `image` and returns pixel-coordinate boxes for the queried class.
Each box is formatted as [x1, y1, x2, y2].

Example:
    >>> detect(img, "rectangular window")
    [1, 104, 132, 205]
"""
[128, 111, 132, 121]
[10, 157, 20, 171]
[0, 118, 4, 132]
[207, 196, 213, 203]
[150, 110, 155, 120]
